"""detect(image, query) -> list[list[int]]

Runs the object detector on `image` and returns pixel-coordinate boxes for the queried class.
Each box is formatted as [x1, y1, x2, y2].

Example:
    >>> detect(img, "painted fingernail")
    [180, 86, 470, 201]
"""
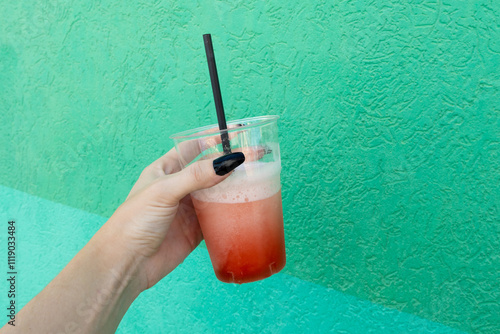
[264, 146, 273, 155]
[213, 152, 245, 176]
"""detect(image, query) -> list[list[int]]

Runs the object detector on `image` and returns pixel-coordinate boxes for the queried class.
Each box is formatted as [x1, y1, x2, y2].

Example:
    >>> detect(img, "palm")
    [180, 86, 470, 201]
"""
[140, 195, 202, 288]
[122, 139, 221, 290]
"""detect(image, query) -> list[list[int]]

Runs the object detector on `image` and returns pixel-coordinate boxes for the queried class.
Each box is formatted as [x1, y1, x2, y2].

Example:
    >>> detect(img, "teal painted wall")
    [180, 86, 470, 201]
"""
[0, 186, 465, 333]
[0, 1, 499, 333]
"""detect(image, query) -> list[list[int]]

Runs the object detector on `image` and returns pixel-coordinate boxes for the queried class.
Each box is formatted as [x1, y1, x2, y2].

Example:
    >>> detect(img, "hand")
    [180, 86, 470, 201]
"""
[0, 139, 245, 334]
[106, 146, 245, 291]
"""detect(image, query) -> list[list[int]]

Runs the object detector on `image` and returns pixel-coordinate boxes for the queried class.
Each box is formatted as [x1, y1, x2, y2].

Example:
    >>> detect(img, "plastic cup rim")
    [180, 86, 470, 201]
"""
[169, 115, 280, 140]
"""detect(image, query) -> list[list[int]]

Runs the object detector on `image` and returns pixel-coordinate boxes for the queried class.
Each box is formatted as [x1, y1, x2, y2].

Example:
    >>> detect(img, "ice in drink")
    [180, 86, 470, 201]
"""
[191, 161, 285, 283]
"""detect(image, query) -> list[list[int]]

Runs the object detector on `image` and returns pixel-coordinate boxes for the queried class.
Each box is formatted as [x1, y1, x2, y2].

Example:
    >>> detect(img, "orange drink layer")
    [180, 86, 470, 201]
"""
[191, 161, 286, 283]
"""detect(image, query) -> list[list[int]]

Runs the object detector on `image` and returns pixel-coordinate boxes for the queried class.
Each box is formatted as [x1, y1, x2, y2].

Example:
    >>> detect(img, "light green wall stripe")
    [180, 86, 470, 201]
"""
[0, 186, 466, 333]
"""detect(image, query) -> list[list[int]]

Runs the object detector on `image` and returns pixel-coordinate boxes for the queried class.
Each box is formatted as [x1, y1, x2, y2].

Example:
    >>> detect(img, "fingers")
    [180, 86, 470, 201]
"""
[126, 148, 180, 200]
[147, 124, 247, 178]
[150, 148, 182, 174]
[154, 152, 245, 205]
[201, 145, 272, 163]
[130, 124, 252, 200]
[175, 124, 244, 165]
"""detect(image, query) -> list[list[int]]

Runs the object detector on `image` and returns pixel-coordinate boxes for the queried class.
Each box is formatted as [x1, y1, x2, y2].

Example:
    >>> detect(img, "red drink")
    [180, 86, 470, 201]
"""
[193, 191, 285, 283]
[191, 161, 286, 283]
[170, 116, 286, 284]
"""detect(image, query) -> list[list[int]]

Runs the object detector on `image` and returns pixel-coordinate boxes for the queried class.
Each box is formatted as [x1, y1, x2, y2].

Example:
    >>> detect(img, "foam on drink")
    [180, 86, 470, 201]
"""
[192, 161, 281, 203]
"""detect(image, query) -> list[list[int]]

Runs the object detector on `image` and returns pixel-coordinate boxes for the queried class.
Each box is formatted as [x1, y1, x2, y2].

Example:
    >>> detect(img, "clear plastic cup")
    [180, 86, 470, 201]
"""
[170, 115, 286, 283]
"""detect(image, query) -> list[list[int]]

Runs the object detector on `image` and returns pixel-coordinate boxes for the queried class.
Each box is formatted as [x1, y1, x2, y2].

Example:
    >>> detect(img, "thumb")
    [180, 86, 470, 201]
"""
[159, 152, 245, 204]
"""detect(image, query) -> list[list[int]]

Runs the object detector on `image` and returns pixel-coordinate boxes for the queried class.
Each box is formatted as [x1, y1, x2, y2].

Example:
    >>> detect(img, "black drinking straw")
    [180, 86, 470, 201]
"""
[203, 34, 231, 155]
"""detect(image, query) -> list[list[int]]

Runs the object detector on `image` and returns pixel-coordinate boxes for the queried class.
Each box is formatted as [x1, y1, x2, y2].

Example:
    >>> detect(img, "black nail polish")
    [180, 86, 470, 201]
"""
[213, 152, 245, 176]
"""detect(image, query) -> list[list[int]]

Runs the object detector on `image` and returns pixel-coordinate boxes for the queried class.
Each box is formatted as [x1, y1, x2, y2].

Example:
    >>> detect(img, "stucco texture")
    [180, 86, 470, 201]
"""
[0, 0, 499, 333]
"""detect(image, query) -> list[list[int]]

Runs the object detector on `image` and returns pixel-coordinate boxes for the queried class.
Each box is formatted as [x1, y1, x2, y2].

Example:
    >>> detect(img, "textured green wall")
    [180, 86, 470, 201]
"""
[1, 0, 499, 333]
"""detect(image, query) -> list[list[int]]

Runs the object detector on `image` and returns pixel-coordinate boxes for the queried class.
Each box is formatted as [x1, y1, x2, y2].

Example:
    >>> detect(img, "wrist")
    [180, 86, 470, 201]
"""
[8, 215, 147, 334]
[92, 217, 147, 296]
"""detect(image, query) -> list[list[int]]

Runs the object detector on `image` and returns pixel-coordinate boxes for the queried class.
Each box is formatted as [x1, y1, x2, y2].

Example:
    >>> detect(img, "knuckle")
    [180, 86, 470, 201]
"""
[140, 164, 154, 177]
[139, 167, 150, 179]
[148, 177, 178, 204]
[147, 178, 165, 197]
[189, 163, 206, 184]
